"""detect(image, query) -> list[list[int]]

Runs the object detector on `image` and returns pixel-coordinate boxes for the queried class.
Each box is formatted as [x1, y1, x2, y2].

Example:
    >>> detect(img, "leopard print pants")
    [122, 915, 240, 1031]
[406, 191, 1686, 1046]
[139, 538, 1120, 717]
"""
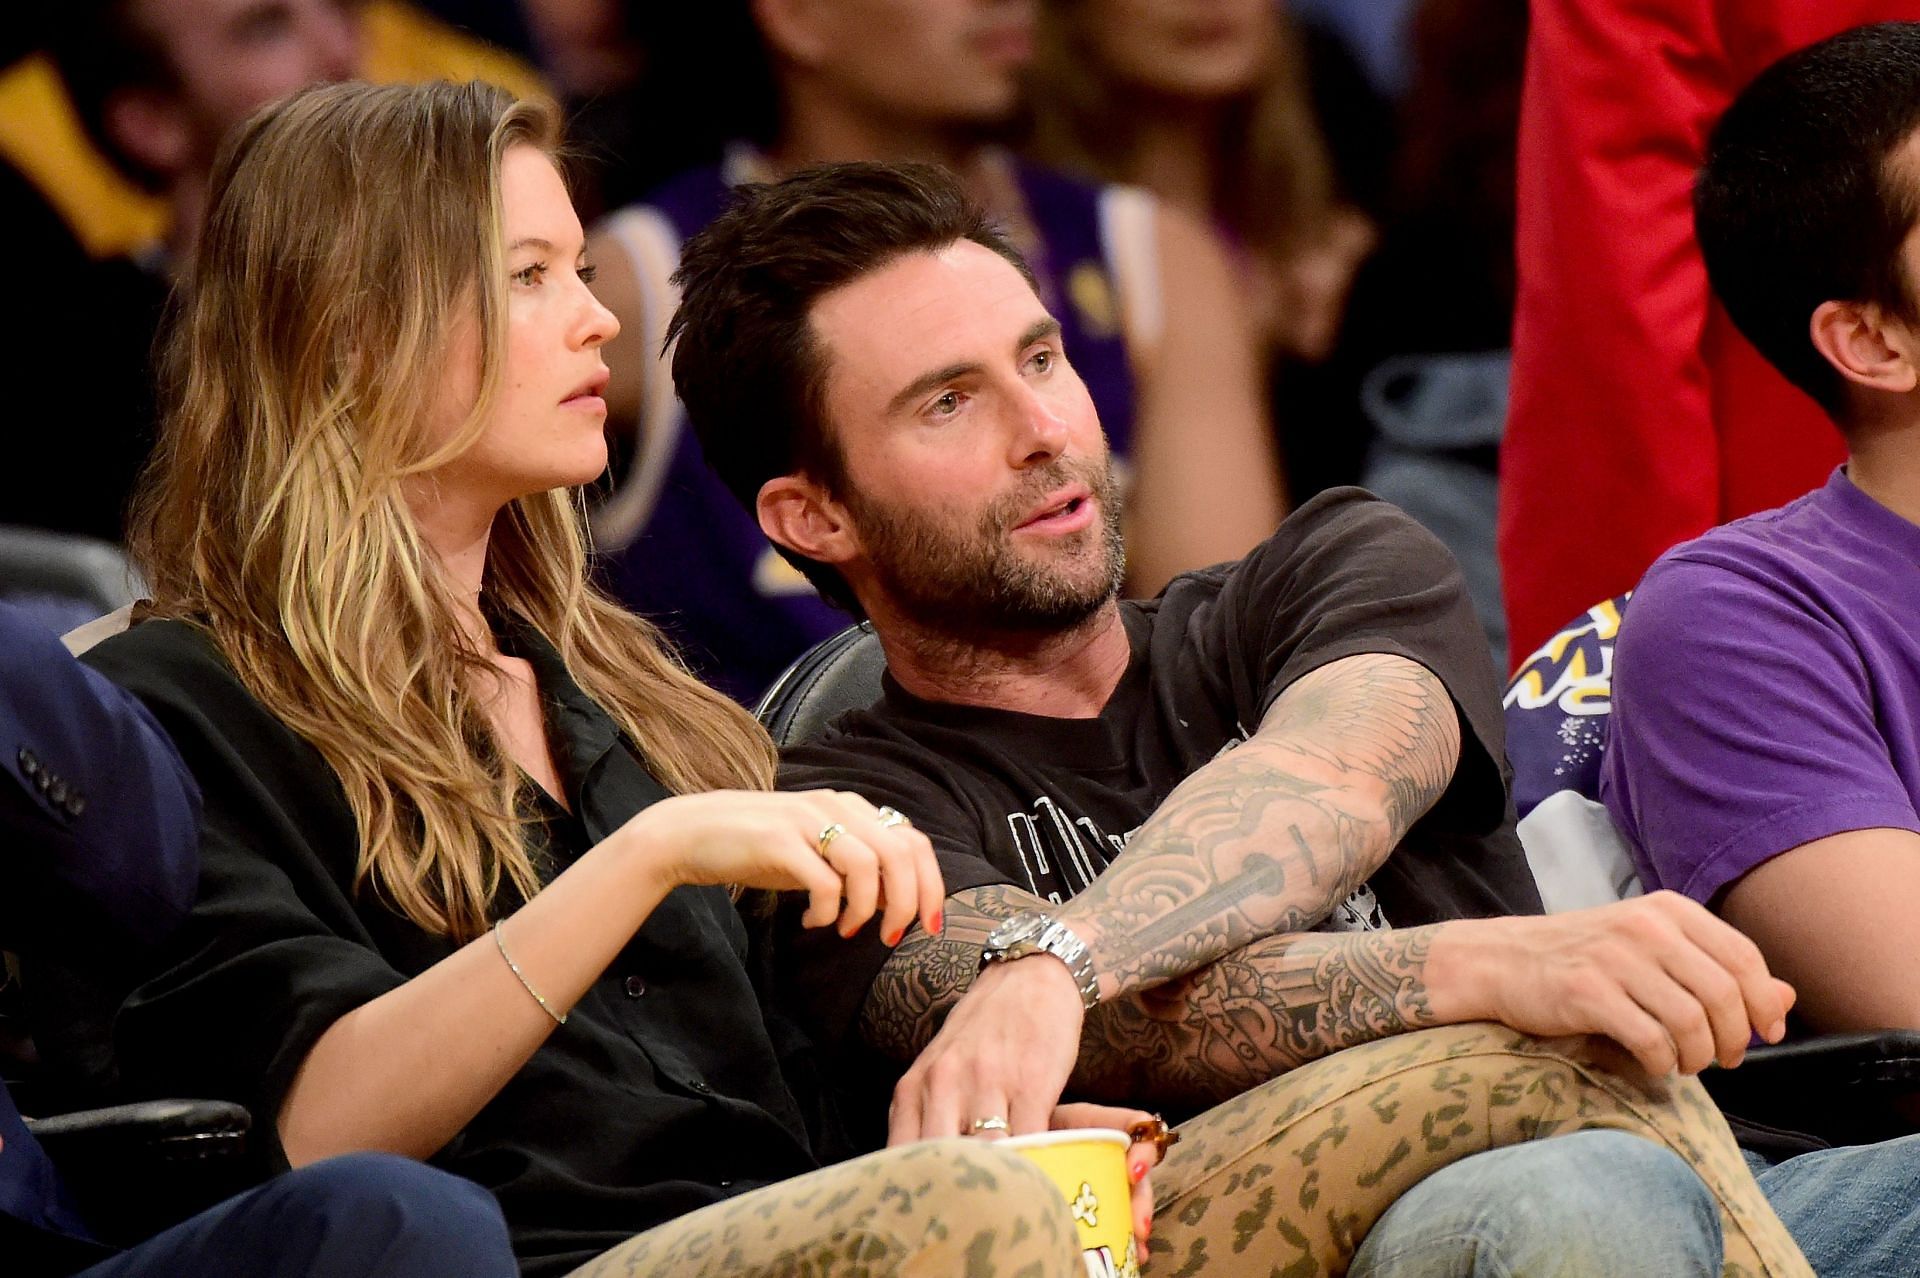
[568, 1022, 1808, 1277]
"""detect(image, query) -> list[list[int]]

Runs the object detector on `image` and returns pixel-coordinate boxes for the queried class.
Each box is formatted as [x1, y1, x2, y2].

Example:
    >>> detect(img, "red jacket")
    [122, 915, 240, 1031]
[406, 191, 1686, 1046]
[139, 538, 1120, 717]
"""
[1499, 1, 1909, 664]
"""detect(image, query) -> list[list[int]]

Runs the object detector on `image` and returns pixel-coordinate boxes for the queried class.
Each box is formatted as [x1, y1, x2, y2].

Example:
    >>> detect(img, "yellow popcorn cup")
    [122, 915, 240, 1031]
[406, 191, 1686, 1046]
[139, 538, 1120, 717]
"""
[1001, 1129, 1140, 1278]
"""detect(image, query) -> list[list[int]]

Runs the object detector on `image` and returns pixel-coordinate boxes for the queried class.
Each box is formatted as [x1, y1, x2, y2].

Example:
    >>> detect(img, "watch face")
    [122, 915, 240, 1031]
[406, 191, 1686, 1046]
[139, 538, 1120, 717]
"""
[985, 913, 1043, 957]
[989, 913, 1041, 944]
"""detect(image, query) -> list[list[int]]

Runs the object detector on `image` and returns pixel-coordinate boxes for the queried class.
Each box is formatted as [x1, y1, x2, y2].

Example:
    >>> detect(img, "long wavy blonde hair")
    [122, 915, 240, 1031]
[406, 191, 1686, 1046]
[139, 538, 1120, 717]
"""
[131, 80, 775, 941]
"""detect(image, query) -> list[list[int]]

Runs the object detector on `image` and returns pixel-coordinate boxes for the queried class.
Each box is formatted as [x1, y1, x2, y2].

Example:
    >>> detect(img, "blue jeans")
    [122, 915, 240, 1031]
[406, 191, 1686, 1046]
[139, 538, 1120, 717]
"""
[1748, 1133, 1920, 1278]
[1349, 1130, 1723, 1276]
[73, 1153, 516, 1278]
[1351, 1127, 1920, 1277]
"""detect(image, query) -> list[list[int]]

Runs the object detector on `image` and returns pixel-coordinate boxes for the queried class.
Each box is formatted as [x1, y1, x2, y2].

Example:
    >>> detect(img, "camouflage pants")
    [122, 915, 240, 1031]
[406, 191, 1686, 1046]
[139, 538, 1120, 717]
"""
[568, 1022, 1808, 1278]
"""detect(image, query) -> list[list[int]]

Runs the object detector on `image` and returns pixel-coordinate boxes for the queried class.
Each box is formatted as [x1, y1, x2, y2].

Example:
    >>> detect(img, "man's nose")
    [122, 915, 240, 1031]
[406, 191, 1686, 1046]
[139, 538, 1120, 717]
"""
[1009, 385, 1070, 464]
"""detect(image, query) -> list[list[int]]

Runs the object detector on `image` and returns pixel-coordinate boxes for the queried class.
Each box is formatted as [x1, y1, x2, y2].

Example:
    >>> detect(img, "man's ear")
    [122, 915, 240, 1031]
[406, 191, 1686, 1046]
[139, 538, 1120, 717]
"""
[101, 86, 192, 181]
[758, 473, 857, 565]
[1810, 298, 1920, 396]
[752, 0, 830, 67]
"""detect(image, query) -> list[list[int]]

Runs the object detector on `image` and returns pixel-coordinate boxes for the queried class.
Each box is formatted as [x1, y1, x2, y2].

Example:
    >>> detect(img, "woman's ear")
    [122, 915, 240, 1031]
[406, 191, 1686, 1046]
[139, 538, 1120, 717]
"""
[1810, 298, 1920, 396]
[757, 474, 856, 566]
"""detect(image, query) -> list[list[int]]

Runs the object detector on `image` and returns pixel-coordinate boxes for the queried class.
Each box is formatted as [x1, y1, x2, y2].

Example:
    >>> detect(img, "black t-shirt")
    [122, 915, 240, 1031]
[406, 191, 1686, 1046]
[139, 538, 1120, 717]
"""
[775, 489, 1540, 1065]
[82, 619, 835, 1276]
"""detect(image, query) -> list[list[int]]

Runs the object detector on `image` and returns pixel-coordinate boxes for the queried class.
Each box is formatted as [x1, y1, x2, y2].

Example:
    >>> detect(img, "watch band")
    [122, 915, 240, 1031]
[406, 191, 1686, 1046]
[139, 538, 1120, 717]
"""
[979, 912, 1101, 1011]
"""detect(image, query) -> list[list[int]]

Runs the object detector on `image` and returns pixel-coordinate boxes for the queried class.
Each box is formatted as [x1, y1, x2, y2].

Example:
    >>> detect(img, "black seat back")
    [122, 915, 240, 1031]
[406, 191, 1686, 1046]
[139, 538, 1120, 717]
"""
[754, 623, 886, 747]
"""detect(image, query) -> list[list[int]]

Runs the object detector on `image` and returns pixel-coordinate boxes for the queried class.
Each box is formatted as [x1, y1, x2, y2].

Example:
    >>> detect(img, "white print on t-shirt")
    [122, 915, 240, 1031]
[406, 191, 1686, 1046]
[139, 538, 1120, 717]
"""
[1006, 796, 1124, 902]
[999, 722, 1389, 929]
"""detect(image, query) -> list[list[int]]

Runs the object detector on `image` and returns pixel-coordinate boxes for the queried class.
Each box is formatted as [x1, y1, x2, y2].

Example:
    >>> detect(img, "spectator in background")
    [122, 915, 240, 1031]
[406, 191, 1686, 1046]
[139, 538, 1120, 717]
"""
[1500, 0, 1917, 665]
[1, 602, 520, 1278]
[1028, 0, 1374, 372]
[587, 0, 1283, 704]
[0, 0, 543, 543]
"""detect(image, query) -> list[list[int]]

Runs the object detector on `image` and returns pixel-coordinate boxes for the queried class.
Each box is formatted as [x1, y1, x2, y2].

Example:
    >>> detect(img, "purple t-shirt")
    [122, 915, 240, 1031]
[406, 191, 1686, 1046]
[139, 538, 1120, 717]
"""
[1599, 467, 1920, 905]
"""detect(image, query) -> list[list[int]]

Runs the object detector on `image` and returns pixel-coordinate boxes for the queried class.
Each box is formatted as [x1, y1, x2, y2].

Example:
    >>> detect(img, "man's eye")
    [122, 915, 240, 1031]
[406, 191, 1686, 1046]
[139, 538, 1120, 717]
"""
[931, 391, 961, 416]
[1030, 350, 1053, 373]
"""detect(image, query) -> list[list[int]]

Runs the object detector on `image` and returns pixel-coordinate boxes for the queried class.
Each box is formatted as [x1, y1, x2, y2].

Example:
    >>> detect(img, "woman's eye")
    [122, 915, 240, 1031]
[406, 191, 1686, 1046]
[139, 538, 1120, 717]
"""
[512, 263, 546, 287]
[578, 263, 599, 285]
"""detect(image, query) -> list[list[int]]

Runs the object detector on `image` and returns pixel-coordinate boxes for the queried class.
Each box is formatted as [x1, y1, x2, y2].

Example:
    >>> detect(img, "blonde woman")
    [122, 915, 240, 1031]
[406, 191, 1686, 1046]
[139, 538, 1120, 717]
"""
[79, 79, 1808, 1278]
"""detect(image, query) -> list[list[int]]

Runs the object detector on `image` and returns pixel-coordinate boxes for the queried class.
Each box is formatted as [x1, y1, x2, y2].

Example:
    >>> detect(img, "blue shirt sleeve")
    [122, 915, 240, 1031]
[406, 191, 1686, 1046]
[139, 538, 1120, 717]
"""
[0, 603, 201, 957]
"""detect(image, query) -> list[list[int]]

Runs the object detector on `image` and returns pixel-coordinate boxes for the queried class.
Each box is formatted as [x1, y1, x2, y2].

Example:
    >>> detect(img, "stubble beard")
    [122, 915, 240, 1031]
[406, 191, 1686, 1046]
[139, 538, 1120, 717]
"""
[847, 457, 1127, 637]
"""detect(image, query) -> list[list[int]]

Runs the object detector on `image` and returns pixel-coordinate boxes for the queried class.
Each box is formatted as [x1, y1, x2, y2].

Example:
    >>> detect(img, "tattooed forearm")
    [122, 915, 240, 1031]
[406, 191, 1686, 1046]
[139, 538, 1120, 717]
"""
[1072, 926, 1442, 1109]
[859, 884, 1443, 1109]
[858, 884, 1032, 1062]
[1061, 653, 1460, 998]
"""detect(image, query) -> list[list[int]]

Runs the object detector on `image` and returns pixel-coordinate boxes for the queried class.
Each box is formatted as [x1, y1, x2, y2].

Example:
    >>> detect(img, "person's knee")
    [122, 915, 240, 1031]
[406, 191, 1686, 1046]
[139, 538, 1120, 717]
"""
[911, 1140, 1064, 1217]
[276, 1152, 515, 1277]
[1352, 1131, 1722, 1278]
[907, 1141, 1077, 1235]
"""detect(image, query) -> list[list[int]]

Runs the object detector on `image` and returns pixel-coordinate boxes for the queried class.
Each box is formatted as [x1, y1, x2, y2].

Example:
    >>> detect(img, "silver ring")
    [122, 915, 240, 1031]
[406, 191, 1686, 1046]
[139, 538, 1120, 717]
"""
[968, 1115, 1010, 1134]
[816, 822, 846, 857]
[875, 806, 911, 830]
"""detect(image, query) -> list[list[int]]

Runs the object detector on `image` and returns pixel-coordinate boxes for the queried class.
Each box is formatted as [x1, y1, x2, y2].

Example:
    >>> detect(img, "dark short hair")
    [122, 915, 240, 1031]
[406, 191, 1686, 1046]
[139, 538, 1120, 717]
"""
[668, 160, 1037, 613]
[45, 0, 175, 192]
[1696, 21, 1920, 421]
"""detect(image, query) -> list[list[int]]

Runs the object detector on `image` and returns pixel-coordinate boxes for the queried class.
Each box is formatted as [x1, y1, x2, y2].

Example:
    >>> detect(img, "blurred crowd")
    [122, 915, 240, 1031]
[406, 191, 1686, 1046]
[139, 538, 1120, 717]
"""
[0, 0, 1526, 689]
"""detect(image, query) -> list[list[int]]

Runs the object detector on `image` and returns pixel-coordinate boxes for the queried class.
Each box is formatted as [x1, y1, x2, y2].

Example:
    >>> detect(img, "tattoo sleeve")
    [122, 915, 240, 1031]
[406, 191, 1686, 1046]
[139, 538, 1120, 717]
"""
[1060, 652, 1460, 998]
[859, 884, 1444, 1107]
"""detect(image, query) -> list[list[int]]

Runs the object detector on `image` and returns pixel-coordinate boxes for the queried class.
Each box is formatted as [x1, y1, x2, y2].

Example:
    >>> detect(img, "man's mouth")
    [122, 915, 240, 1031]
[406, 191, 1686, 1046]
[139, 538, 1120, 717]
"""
[1014, 486, 1095, 533]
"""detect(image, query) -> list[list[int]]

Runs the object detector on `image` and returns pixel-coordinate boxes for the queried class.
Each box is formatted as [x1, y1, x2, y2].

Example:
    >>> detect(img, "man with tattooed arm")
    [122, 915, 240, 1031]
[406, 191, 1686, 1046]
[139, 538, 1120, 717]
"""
[660, 162, 1868, 1275]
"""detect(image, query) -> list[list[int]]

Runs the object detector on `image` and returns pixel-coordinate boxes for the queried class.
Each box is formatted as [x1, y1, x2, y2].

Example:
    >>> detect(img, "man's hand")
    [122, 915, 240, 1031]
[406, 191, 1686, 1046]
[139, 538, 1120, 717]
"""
[886, 953, 1085, 1145]
[1432, 891, 1796, 1076]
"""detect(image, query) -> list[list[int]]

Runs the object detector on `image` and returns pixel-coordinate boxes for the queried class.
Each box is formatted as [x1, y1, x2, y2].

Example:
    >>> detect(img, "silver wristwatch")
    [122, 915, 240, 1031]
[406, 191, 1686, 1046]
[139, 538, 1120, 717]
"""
[979, 912, 1101, 1011]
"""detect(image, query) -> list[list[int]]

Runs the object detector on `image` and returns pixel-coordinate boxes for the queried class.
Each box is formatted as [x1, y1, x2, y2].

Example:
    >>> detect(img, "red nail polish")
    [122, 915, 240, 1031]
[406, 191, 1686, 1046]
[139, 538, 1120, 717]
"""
[1130, 1161, 1148, 1183]
[885, 926, 903, 947]
[929, 911, 943, 936]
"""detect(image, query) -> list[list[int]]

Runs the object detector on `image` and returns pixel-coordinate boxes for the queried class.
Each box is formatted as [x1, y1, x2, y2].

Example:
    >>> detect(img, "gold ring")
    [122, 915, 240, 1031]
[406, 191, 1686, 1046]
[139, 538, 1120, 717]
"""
[968, 1116, 1009, 1134]
[816, 822, 846, 857]
[875, 806, 911, 829]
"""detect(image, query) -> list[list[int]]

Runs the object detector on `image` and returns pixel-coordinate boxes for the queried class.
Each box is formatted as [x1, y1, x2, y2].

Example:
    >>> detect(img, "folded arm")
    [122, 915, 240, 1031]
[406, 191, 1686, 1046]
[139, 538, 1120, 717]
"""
[1059, 650, 1460, 997]
[864, 881, 1444, 1110]
[878, 651, 1468, 1136]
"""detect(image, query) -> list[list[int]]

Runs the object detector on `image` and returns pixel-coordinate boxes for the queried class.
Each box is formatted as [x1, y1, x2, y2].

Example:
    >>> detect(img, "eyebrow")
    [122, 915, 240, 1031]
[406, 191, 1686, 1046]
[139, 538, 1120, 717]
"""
[884, 316, 1063, 415]
[506, 237, 588, 256]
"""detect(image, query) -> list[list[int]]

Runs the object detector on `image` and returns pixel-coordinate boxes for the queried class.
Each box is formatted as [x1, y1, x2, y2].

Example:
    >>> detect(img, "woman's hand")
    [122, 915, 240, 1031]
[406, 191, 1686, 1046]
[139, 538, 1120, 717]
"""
[621, 790, 944, 944]
[1046, 1102, 1171, 1258]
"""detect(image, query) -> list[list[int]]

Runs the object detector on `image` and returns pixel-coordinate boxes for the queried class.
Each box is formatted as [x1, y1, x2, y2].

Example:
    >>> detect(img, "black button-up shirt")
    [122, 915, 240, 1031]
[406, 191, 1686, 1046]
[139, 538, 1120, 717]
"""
[83, 619, 833, 1275]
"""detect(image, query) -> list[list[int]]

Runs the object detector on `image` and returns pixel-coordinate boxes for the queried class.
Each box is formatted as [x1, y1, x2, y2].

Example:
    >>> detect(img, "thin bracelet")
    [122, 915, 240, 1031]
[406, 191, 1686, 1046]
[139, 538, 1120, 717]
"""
[493, 920, 567, 1026]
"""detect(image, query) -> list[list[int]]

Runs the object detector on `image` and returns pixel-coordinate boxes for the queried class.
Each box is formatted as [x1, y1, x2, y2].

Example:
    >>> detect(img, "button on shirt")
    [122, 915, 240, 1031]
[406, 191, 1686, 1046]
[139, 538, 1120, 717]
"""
[82, 619, 835, 1277]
